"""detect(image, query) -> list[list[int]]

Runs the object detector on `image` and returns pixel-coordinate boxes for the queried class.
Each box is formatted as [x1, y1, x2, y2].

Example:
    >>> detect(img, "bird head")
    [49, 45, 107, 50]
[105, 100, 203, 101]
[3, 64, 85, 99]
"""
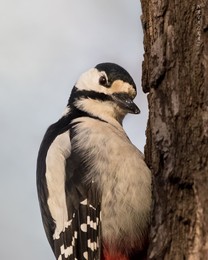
[67, 62, 140, 123]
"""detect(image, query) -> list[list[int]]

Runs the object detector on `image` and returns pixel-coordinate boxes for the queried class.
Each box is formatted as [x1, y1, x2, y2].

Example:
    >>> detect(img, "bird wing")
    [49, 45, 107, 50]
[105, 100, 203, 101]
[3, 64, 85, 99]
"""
[37, 118, 102, 260]
[54, 154, 102, 260]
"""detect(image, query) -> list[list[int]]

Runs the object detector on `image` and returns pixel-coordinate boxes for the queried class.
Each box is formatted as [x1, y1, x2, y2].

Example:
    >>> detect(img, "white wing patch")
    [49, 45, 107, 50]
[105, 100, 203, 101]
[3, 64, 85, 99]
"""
[80, 198, 100, 232]
[87, 239, 97, 251]
[80, 199, 88, 205]
[83, 251, 88, 259]
[81, 223, 87, 232]
[45, 131, 71, 239]
[57, 232, 77, 259]
[87, 216, 97, 230]
[60, 244, 73, 257]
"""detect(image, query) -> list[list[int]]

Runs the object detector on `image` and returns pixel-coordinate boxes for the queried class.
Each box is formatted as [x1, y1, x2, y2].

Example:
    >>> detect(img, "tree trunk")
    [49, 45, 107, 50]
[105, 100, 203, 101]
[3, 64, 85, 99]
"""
[140, 0, 208, 259]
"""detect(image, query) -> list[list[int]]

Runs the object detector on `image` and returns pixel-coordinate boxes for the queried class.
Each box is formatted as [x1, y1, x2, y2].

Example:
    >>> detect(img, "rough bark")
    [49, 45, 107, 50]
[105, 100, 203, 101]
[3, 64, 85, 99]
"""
[140, 0, 208, 259]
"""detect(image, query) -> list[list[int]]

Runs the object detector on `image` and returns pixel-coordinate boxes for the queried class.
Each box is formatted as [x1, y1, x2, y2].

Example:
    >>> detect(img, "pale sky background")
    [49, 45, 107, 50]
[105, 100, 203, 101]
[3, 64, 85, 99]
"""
[0, 1, 147, 259]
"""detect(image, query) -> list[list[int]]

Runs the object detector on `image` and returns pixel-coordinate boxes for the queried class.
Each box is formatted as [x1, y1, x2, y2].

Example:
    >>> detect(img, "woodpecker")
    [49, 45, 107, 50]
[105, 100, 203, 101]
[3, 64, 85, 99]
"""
[37, 62, 152, 260]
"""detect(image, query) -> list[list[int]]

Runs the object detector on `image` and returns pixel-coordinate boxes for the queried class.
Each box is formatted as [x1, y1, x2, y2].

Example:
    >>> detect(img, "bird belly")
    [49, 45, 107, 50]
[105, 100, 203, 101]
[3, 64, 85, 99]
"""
[100, 153, 151, 255]
[101, 182, 146, 253]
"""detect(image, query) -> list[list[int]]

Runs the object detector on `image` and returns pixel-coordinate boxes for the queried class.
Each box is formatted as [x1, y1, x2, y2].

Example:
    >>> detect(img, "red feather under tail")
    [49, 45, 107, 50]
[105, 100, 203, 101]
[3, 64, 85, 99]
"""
[103, 249, 129, 260]
[102, 239, 148, 260]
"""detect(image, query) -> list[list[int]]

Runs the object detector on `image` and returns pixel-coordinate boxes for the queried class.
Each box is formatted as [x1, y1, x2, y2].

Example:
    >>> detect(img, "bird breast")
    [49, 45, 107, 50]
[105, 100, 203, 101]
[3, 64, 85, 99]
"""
[71, 117, 152, 251]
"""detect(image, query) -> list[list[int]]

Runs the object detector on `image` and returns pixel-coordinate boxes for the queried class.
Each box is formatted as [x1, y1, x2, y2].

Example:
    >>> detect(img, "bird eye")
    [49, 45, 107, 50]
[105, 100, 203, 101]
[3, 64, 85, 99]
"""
[99, 75, 107, 86]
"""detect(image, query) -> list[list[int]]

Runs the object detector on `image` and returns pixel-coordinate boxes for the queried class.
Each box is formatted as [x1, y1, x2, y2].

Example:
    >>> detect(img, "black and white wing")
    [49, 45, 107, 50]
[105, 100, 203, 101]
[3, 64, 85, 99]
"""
[36, 116, 101, 260]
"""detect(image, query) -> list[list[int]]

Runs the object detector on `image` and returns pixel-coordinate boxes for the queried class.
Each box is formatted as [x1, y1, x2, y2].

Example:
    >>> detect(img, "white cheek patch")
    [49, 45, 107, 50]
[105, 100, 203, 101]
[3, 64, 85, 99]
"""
[108, 80, 137, 98]
[76, 68, 108, 94]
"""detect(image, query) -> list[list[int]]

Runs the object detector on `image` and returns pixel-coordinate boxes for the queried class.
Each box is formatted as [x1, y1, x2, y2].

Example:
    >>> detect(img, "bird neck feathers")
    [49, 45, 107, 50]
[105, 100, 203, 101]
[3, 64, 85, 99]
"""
[73, 98, 126, 125]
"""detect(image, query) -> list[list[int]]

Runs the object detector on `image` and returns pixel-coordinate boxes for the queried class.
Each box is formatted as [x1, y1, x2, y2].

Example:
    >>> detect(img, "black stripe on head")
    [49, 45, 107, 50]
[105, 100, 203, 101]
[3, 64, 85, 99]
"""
[68, 87, 112, 105]
[95, 62, 136, 91]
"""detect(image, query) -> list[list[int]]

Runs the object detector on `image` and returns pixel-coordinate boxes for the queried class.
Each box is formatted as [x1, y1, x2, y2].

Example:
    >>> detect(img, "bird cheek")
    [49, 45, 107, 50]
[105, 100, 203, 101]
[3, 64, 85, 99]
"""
[109, 80, 136, 98]
[109, 80, 126, 94]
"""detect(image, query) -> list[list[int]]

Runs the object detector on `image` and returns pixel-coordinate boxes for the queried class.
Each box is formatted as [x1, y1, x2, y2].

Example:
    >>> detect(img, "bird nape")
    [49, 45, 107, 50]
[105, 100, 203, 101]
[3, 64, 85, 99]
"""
[36, 62, 152, 260]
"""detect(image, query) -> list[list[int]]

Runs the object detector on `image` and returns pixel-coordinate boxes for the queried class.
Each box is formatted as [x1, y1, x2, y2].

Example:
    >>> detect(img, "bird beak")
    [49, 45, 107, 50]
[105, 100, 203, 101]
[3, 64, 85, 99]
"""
[112, 93, 140, 114]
